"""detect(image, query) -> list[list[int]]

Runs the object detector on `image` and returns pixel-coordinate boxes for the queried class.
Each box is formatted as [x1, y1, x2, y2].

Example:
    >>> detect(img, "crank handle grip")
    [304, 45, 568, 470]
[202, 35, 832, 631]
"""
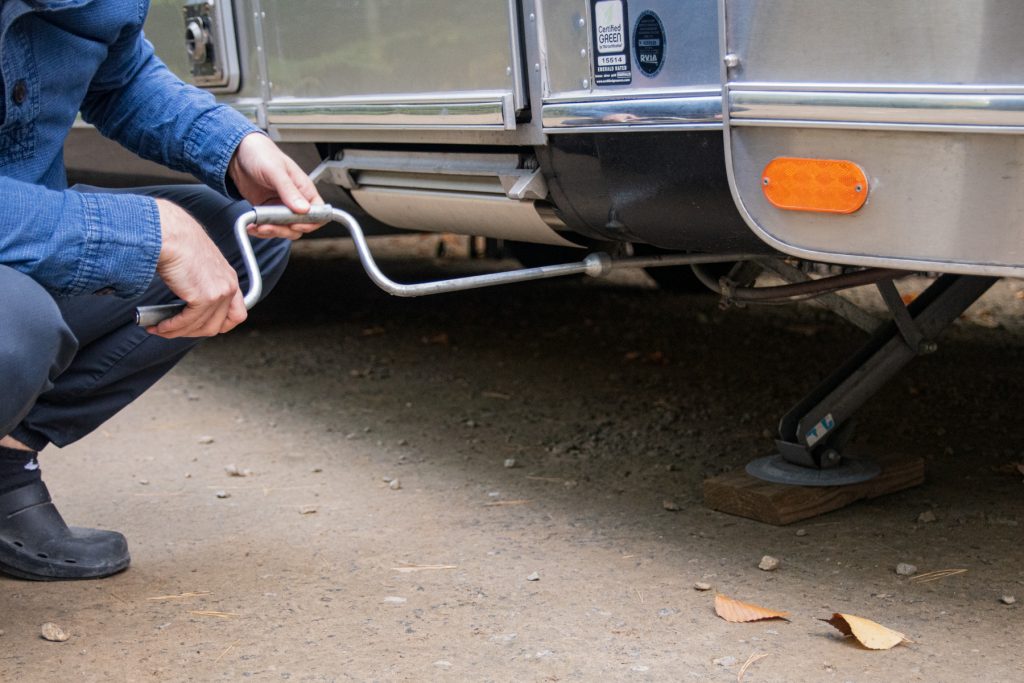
[135, 204, 335, 327]
[251, 204, 336, 226]
[136, 302, 186, 327]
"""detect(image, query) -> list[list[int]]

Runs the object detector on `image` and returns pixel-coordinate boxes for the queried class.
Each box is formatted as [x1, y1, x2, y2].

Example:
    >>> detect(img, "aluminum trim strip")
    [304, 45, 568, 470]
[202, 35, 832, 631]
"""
[731, 91, 1024, 129]
[730, 119, 1024, 136]
[730, 82, 1024, 95]
[542, 95, 722, 131]
[267, 95, 509, 128]
[542, 86, 721, 105]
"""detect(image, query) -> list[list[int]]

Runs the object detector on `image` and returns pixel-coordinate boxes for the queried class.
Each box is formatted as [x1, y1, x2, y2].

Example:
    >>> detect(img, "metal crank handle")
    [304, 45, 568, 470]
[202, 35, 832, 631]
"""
[137, 202, 749, 325]
[134, 204, 336, 327]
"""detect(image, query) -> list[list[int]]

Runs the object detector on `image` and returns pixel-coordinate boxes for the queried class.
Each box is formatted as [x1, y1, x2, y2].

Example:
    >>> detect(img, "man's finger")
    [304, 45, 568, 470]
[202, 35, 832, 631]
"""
[220, 291, 248, 334]
[149, 303, 205, 339]
[287, 160, 324, 206]
[249, 224, 304, 240]
[265, 164, 310, 214]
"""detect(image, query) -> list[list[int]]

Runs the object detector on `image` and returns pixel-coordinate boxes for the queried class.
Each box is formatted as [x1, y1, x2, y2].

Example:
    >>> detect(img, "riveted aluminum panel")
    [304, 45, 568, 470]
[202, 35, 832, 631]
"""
[722, 0, 1024, 275]
[541, 0, 721, 101]
[728, 125, 1024, 277]
[726, 0, 1024, 88]
[260, 0, 522, 119]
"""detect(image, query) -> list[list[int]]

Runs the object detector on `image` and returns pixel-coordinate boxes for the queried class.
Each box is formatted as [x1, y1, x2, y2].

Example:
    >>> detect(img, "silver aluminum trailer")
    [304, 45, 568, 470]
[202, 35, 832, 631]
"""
[65, 1, 1019, 490]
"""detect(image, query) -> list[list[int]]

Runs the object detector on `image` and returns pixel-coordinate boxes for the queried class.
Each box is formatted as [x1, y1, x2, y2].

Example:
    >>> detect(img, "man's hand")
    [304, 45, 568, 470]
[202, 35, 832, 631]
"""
[228, 133, 325, 240]
[148, 199, 247, 339]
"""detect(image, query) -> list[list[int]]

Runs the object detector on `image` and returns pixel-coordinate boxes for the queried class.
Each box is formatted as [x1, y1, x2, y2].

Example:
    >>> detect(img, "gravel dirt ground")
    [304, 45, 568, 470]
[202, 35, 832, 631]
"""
[1, 238, 1022, 682]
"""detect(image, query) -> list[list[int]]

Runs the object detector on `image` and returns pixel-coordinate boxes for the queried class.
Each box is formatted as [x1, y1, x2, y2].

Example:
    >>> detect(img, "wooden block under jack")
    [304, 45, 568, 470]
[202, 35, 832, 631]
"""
[702, 455, 925, 526]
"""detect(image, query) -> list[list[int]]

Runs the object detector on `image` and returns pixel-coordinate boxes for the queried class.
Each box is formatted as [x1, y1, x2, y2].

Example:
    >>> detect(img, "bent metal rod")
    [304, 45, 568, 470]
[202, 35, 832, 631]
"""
[133, 203, 761, 327]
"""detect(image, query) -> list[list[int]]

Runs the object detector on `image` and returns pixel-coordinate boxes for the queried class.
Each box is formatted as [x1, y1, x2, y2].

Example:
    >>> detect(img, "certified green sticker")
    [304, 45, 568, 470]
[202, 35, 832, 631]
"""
[592, 0, 632, 86]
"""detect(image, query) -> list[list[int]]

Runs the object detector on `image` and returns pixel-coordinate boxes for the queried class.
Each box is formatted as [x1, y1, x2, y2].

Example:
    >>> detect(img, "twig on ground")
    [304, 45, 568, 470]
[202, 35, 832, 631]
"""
[148, 591, 212, 602]
[737, 651, 769, 682]
[910, 569, 968, 583]
[213, 639, 242, 665]
[391, 564, 458, 573]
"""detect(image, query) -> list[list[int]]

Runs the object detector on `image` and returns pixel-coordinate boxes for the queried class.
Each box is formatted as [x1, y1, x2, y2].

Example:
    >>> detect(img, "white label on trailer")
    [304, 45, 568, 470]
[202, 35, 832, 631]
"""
[804, 413, 836, 448]
[595, 0, 625, 53]
[591, 0, 631, 86]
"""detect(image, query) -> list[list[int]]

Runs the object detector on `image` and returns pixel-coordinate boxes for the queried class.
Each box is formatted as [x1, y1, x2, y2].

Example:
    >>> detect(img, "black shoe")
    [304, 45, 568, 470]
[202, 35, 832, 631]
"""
[0, 481, 130, 580]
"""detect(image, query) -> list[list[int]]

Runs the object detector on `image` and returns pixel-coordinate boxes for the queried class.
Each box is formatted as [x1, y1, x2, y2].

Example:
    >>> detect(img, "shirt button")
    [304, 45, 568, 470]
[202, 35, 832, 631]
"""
[12, 80, 27, 106]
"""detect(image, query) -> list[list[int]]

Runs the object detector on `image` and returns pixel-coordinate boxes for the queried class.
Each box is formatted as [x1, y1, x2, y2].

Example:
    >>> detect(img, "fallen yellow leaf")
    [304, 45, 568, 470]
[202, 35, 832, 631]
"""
[714, 594, 790, 623]
[823, 613, 911, 650]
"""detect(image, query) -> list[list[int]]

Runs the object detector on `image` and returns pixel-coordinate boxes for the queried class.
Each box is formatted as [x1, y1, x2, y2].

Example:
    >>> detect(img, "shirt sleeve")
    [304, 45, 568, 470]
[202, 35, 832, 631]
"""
[0, 176, 161, 299]
[80, 28, 261, 197]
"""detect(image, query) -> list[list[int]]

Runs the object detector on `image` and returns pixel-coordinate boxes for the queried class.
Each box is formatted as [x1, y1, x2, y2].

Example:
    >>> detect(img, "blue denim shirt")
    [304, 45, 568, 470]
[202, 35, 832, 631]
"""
[0, 0, 260, 298]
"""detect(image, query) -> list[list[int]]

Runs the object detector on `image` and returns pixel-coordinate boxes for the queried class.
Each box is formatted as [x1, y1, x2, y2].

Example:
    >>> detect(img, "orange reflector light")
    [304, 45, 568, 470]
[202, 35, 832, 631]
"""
[761, 157, 868, 214]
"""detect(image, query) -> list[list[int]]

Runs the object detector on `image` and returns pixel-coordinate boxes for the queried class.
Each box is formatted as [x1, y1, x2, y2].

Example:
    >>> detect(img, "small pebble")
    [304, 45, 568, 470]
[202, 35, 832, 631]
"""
[795, 529, 808, 537]
[138, 479, 149, 486]
[1000, 595, 1016, 605]
[312, 468, 323, 473]
[0, 629, 5, 636]
[693, 582, 712, 591]
[40, 623, 69, 642]
[215, 490, 230, 499]
[298, 505, 318, 515]
[198, 436, 214, 445]
[389, 479, 402, 490]
[503, 458, 517, 469]
[224, 464, 252, 477]
[526, 571, 540, 581]
[917, 510, 937, 523]
[895, 562, 918, 576]
[662, 500, 681, 512]
[758, 555, 780, 571]
[713, 656, 737, 667]
[383, 596, 407, 604]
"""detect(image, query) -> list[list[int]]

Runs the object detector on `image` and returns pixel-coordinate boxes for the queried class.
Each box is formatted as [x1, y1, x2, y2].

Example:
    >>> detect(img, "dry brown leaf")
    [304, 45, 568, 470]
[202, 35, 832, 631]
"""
[714, 594, 790, 623]
[823, 613, 911, 650]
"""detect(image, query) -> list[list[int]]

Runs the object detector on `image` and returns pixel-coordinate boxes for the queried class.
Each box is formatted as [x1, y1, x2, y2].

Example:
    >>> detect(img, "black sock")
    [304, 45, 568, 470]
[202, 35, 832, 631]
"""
[0, 446, 41, 496]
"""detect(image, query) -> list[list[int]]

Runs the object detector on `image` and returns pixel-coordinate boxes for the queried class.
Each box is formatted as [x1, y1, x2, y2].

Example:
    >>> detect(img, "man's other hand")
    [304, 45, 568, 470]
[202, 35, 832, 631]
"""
[149, 199, 247, 338]
[228, 133, 326, 240]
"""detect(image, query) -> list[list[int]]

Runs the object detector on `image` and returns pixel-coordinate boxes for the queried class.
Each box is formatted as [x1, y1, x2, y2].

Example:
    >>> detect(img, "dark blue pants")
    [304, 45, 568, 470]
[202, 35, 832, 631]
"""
[0, 185, 290, 451]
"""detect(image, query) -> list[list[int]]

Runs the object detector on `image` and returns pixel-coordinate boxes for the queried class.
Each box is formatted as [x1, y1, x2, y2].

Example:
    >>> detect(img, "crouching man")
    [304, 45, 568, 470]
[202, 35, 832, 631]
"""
[0, 0, 324, 580]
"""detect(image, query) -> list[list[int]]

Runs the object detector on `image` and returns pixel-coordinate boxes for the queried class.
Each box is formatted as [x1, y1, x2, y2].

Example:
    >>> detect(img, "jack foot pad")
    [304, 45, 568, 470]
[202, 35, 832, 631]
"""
[746, 454, 881, 487]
